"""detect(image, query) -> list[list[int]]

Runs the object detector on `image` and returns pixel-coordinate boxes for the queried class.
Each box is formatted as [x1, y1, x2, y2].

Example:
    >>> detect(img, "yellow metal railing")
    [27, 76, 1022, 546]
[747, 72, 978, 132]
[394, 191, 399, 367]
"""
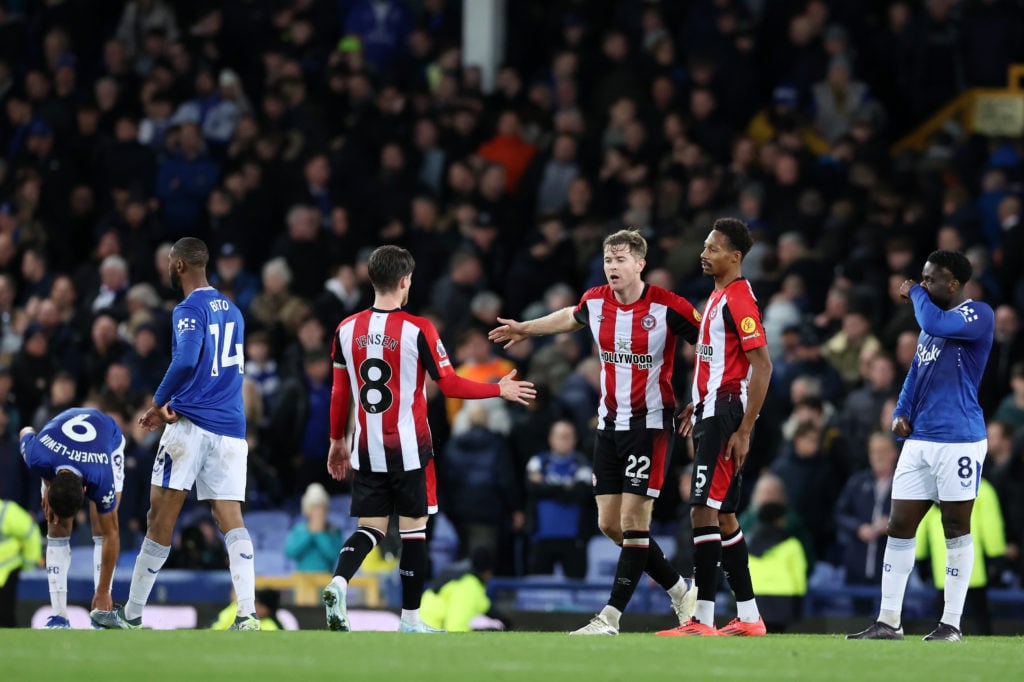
[255, 572, 381, 607]
[891, 64, 1024, 155]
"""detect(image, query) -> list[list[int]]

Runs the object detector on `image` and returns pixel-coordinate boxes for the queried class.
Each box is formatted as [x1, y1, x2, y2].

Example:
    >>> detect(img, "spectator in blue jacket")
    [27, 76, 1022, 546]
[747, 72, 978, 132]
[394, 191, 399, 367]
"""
[156, 119, 220, 241]
[835, 432, 897, 586]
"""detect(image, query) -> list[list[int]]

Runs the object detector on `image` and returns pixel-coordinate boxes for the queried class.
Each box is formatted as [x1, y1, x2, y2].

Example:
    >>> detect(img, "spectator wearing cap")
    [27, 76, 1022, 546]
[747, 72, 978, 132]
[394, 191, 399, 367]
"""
[155, 117, 220, 240]
[209, 243, 258, 313]
[22, 118, 73, 218]
[746, 84, 830, 155]
[284, 482, 344, 573]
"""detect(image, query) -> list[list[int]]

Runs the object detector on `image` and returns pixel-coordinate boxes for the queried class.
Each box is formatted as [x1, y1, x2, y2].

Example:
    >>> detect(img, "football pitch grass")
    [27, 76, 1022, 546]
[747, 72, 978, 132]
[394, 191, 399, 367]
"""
[3, 631, 1023, 681]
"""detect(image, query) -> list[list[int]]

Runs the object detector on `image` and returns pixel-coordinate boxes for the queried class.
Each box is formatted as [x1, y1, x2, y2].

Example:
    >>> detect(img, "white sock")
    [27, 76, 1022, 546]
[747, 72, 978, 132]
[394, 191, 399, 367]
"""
[599, 605, 621, 629]
[330, 575, 348, 592]
[46, 536, 71, 617]
[694, 599, 715, 625]
[92, 536, 110, 591]
[401, 608, 420, 624]
[878, 536, 916, 628]
[736, 598, 760, 622]
[125, 537, 170, 620]
[225, 527, 256, 617]
[941, 534, 974, 631]
[667, 577, 690, 600]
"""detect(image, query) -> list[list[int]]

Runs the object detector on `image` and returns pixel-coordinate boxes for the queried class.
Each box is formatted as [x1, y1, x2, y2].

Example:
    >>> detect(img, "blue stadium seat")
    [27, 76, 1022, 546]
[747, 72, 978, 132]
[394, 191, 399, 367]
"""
[328, 494, 352, 516]
[245, 510, 292, 552]
[429, 512, 459, 576]
[255, 552, 293, 576]
[585, 536, 619, 580]
[69, 546, 95, 577]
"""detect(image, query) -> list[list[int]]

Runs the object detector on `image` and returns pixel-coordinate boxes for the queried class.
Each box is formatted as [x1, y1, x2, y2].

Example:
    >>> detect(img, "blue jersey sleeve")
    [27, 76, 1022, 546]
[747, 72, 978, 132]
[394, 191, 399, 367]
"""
[893, 350, 919, 426]
[909, 287, 990, 341]
[154, 304, 204, 405]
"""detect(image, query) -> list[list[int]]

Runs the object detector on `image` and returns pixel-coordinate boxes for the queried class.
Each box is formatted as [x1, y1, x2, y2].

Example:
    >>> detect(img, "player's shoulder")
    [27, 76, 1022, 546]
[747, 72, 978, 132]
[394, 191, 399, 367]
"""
[397, 310, 439, 337]
[646, 284, 690, 306]
[724, 278, 759, 303]
[336, 308, 369, 331]
[580, 285, 610, 303]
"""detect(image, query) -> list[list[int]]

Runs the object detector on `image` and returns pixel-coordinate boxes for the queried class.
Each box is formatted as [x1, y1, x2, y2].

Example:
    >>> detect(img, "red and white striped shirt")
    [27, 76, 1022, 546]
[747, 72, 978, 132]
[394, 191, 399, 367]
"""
[331, 307, 454, 473]
[690, 278, 767, 419]
[573, 284, 701, 430]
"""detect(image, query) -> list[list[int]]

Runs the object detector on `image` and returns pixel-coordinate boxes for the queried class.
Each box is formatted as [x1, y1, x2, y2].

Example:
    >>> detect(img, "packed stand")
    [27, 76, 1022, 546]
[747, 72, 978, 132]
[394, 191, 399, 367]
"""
[1, 0, 1023, 608]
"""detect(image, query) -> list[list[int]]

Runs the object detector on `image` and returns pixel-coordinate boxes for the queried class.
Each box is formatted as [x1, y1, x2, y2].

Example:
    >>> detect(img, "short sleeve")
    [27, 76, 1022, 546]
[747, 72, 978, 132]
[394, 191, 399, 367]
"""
[417, 318, 454, 381]
[661, 290, 701, 344]
[572, 287, 605, 327]
[331, 327, 347, 368]
[89, 477, 118, 514]
[726, 285, 767, 352]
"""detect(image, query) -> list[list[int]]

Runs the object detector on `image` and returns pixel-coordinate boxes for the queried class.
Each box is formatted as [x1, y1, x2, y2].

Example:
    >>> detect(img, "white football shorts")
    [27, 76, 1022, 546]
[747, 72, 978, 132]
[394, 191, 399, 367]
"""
[151, 416, 248, 501]
[892, 438, 987, 502]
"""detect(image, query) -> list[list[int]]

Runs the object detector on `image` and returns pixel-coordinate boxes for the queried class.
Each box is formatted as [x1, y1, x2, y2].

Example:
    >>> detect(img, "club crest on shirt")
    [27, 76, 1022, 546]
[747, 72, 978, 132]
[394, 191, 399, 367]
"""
[176, 317, 197, 335]
[641, 314, 656, 330]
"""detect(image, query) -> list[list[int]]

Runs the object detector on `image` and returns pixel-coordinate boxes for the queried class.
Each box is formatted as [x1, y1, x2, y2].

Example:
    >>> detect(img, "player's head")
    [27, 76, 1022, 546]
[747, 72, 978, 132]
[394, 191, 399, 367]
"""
[921, 249, 972, 308]
[702, 218, 752, 279]
[602, 229, 646, 292]
[48, 469, 85, 520]
[368, 245, 415, 305]
[169, 237, 210, 290]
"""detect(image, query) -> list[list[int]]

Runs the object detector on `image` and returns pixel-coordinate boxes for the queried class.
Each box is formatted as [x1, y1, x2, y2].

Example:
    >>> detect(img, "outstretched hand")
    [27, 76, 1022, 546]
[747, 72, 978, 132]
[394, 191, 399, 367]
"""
[497, 369, 536, 406]
[488, 317, 529, 349]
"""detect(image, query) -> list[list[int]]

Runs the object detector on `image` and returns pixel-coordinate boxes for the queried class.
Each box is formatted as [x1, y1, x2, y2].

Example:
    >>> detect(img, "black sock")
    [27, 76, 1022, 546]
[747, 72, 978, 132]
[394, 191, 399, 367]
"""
[693, 526, 722, 614]
[608, 530, 650, 612]
[334, 526, 384, 580]
[721, 528, 755, 602]
[399, 526, 428, 611]
[645, 536, 683, 591]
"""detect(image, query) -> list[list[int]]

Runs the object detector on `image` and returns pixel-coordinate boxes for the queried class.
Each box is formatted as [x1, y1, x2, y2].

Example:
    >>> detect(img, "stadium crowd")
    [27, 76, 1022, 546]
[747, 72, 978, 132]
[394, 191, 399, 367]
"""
[1, 0, 1024, 617]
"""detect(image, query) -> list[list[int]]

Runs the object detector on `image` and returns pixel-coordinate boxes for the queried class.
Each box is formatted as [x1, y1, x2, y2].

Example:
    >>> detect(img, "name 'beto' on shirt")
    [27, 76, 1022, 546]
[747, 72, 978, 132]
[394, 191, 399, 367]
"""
[38, 433, 109, 463]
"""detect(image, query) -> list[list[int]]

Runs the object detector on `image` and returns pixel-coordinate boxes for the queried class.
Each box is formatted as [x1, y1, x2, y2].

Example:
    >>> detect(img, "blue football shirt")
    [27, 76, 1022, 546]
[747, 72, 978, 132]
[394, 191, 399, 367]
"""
[894, 287, 994, 443]
[154, 286, 246, 438]
[21, 408, 125, 514]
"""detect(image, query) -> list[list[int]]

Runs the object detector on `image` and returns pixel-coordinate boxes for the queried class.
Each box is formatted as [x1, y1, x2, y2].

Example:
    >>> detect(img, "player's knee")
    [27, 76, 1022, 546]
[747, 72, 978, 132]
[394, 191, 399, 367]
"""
[940, 514, 971, 539]
[598, 520, 622, 543]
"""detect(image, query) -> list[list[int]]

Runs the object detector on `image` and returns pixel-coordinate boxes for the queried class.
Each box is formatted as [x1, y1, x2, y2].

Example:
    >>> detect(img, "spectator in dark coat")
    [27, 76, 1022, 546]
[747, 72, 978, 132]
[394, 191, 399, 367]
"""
[155, 119, 220, 241]
[440, 403, 523, 570]
[834, 432, 897, 586]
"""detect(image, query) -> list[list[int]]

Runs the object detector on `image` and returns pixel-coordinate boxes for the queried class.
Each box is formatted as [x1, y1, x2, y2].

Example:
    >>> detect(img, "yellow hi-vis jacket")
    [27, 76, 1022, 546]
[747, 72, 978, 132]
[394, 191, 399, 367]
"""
[0, 499, 43, 586]
[916, 478, 1006, 590]
[748, 536, 808, 597]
